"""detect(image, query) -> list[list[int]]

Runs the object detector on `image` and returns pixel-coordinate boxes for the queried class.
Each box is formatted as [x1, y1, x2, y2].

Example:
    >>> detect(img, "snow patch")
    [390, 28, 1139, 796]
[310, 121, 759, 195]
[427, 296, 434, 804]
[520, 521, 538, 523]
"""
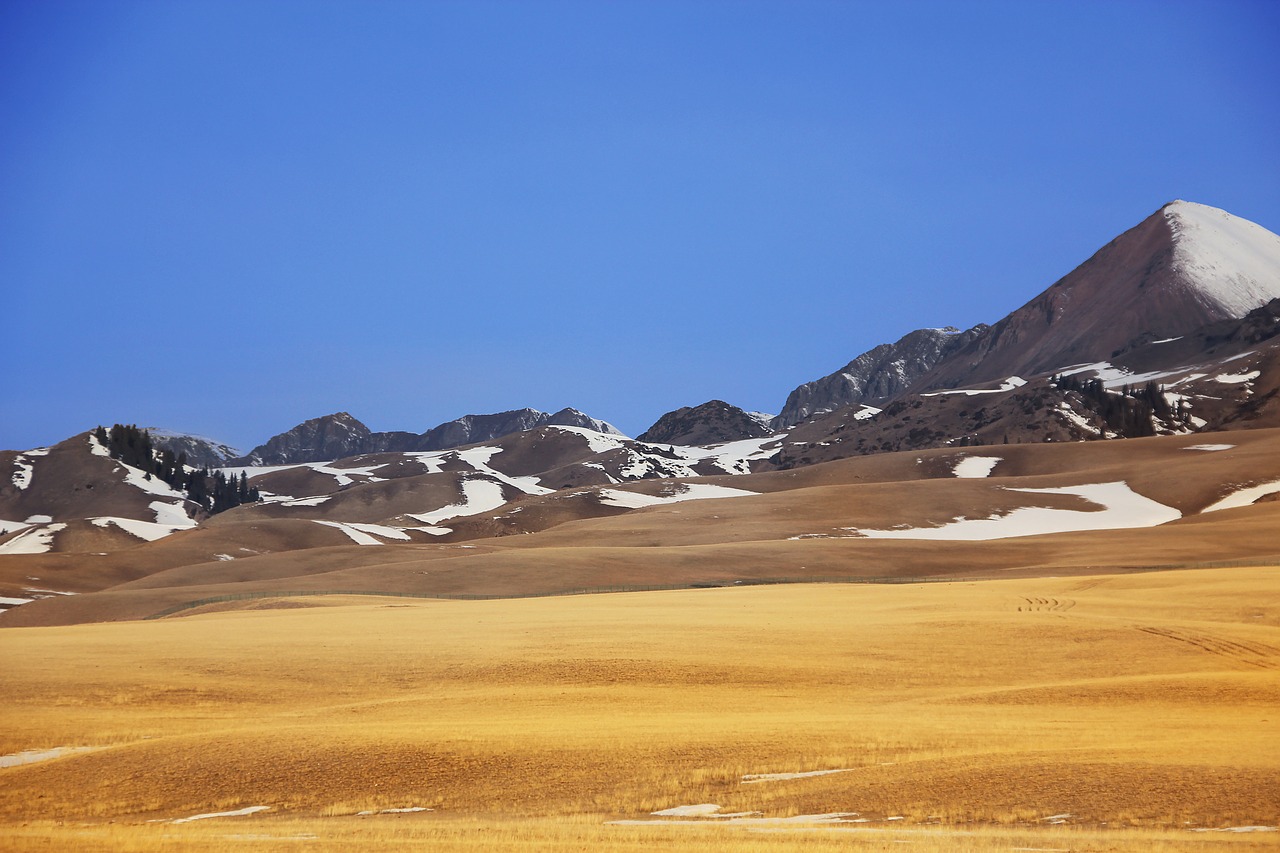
[306, 462, 388, 487]
[0, 519, 31, 536]
[0, 747, 97, 768]
[455, 447, 553, 495]
[282, 495, 332, 507]
[345, 522, 411, 541]
[11, 455, 33, 490]
[357, 806, 432, 815]
[615, 808, 859, 826]
[921, 376, 1026, 396]
[313, 521, 384, 545]
[404, 525, 454, 537]
[651, 804, 760, 818]
[597, 483, 759, 509]
[1057, 402, 1100, 435]
[91, 516, 191, 542]
[1185, 444, 1234, 452]
[0, 524, 66, 554]
[851, 482, 1180, 541]
[1215, 370, 1260, 384]
[407, 453, 448, 475]
[408, 478, 510, 525]
[545, 425, 631, 454]
[150, 500, 196, 529]
[1202, 480, 1280, 513]
[217, 463, 304, 480]
[172, 806, 271, 824]
[952, 456, 1001, 479]
[742, 769, 853, 783]
[122, 466, 187, 499]
[656, 435, 785, 476]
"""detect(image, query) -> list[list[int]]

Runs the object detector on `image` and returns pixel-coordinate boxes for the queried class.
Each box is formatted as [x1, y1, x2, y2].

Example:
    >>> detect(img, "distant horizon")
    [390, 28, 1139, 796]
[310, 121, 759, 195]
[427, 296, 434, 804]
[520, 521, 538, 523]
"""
[4, 1, 1278, 451]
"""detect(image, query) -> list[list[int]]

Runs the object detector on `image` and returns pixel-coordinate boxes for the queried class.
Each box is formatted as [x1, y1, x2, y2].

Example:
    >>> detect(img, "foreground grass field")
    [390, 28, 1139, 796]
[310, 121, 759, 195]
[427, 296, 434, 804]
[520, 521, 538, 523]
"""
[2, 567, 1278, 851]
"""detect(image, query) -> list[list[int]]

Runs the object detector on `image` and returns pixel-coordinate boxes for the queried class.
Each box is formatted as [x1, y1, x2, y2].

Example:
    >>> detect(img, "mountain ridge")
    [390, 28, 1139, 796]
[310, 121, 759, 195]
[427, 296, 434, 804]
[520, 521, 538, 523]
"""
[230, 407, 623, 466]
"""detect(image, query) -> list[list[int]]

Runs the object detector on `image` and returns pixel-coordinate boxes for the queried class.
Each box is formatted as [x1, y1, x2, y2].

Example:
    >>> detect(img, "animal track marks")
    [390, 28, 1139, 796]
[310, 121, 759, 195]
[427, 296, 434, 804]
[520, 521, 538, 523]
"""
[1136, 626, 1279, 669]
[1016, 596, 1076, 612]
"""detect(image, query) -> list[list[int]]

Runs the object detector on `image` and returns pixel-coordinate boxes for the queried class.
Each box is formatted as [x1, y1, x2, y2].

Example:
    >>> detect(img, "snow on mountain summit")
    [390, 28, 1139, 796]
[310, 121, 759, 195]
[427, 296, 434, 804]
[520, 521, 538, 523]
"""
[1164, 200, 1280, 318]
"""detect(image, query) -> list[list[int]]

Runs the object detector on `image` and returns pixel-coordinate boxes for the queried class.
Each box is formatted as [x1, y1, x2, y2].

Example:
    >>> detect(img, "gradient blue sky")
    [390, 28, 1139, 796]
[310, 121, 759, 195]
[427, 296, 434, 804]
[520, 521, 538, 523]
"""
[3, 0, 1278, 451]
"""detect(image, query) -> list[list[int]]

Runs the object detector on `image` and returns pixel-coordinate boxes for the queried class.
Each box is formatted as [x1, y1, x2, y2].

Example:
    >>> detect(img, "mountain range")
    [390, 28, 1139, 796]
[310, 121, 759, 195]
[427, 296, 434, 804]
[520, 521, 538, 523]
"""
[3, 199, 1280, 626]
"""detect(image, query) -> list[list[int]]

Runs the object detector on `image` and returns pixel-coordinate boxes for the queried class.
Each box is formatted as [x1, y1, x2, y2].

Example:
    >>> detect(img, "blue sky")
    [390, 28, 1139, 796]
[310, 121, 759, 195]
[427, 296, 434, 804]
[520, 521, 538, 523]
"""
[3, 0, 1278, 451]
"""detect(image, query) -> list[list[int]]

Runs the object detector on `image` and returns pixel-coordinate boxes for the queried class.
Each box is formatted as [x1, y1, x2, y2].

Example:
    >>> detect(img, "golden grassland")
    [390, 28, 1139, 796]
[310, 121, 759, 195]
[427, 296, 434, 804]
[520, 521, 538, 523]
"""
[1, 567, 1278, 851]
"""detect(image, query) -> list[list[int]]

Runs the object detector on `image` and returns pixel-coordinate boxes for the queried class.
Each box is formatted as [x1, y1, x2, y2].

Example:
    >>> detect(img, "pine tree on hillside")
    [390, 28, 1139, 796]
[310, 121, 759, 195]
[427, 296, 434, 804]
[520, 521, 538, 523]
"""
[95, 424, 260, 516]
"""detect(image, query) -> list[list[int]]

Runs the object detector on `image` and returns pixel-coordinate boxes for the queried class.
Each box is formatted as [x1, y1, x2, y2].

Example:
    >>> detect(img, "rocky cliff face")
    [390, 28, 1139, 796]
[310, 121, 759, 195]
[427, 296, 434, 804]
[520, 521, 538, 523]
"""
[638, 400, 772, 445]
[233, 412, 372, 466]
[772, 325, 987, 429]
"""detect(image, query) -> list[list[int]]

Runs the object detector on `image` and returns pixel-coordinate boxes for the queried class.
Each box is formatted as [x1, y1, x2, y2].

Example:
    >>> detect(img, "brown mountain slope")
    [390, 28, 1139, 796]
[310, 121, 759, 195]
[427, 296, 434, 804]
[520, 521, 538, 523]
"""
[918, 201, 1280, 393]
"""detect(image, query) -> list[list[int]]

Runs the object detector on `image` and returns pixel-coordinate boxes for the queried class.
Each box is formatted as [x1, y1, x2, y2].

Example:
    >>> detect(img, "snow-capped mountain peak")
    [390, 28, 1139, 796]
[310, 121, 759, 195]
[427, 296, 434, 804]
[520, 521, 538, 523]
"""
[1164, 200, 1280, 318]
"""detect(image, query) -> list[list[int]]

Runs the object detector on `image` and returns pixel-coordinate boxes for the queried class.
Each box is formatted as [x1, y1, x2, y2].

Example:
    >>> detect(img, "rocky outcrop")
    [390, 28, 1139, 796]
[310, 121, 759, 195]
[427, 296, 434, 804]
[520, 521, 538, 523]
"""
[772, 326, 987, 429]
[233, 412, 372, 466]
[148, 430, 243, 468]
[409, 407, 622, 452]
[638, 400, 771, 446]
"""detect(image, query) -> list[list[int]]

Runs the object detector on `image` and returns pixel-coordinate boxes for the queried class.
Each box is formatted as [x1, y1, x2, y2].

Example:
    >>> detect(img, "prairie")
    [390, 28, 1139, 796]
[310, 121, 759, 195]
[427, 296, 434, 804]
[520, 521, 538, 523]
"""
[2, 566, 1277, 851]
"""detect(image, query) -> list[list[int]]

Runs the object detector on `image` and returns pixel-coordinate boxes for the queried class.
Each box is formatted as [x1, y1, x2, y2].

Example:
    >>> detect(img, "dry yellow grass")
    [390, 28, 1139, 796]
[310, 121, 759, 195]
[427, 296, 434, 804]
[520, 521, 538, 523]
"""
[2, 567, 1278, 851]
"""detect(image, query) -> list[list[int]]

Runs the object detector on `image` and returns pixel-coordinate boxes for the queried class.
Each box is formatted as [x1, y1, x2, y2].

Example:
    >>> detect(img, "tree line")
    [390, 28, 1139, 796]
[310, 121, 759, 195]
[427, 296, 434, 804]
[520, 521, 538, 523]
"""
[93, 424, 259, 514]
[1048, 375, 1192, 438]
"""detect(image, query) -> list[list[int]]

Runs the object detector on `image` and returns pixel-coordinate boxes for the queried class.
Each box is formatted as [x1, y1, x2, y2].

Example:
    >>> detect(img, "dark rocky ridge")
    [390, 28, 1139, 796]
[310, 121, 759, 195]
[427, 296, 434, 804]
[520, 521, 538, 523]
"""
[232, 408, 621, 466]
[772, 325, 988, 429]
[638, 400, 771, 446]
[233, 412, 372, 466]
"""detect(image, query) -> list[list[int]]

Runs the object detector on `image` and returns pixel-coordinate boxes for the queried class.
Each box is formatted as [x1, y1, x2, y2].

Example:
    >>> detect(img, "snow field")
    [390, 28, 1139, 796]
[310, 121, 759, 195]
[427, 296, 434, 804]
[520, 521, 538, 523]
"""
[312, 521, 413, 545]
[92, 507, 192, 540]
[921, 376, 1026, 397]
[1202, 480, 1280, 513]
[544, 425, 631, 454]
[852, 482, 1181, 541]
[408, 478, 510, 525]
[596, 483, 760, 509]
[1164, 200, 1280, 318]
[0, 524, 67, 554]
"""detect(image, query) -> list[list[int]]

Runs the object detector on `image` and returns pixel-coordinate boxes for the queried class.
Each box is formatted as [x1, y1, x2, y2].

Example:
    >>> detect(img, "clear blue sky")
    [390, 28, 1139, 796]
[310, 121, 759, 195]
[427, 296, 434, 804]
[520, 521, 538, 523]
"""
[3, 0, 1278, 451]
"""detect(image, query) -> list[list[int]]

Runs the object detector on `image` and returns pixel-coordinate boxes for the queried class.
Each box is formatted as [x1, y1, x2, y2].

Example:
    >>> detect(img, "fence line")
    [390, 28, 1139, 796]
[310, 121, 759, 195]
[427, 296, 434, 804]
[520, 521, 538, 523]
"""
[142, 556, 1279, 620]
